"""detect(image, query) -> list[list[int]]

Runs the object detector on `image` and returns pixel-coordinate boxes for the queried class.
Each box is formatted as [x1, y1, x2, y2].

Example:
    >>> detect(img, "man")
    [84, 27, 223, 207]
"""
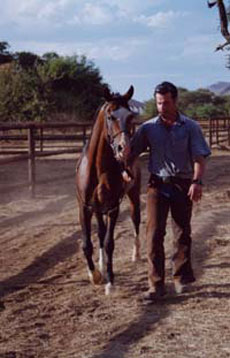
[125, 81, 211, 300]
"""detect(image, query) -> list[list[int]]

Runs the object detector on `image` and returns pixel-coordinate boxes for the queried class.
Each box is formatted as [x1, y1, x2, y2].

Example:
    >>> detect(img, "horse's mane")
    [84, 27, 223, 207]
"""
[92, 104, 103, 122]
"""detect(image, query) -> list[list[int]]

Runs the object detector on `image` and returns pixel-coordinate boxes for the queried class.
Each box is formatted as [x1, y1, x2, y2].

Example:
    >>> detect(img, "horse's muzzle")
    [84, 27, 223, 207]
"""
[115, 140, 130, 161]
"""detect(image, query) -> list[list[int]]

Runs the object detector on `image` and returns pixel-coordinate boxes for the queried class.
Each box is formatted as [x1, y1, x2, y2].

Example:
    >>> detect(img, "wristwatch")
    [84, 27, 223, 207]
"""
[192, 179, 203, 185]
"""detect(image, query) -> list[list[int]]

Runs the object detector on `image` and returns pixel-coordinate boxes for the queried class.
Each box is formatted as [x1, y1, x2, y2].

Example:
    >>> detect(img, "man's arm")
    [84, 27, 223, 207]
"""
[188, 156, 206, 202]
[121, 124, 148, 182]
[193, 156, 206, 181]
[123, 124, 148, 164]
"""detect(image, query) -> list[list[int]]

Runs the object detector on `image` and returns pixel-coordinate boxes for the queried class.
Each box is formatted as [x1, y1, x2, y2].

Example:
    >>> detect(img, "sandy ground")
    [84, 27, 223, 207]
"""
[0, 150, 230, 358]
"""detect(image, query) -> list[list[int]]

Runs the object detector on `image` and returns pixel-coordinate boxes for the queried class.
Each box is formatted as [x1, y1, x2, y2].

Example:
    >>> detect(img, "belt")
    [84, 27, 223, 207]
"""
[150, 174, 191, 185]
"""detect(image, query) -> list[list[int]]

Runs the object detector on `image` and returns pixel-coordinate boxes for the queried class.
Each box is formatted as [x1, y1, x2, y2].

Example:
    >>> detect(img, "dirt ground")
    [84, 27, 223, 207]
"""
[0, 149, 230, 358]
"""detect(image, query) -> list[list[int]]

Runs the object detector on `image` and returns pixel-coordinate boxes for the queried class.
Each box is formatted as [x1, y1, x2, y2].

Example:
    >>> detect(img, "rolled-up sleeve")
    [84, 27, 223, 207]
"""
[129, 124, 149, 162]
[189, 122, 211, 160]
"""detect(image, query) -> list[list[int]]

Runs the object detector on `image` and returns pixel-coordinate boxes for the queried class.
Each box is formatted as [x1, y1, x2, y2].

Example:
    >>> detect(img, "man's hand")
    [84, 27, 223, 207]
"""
[187, 183, 202, 202]
[122, 170, 132, 183]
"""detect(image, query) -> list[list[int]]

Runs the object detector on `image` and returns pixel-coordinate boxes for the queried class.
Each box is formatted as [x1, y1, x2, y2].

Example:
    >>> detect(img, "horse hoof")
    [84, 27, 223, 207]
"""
[89, 269, 103, 285]
[105, 282, 114, 295]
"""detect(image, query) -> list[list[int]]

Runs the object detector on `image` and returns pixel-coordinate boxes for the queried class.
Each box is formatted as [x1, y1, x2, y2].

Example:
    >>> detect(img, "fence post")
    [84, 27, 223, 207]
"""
[228, 118, 230, 146]
[216, 118, 219, 145]
[209, 118, 212, 147]
[28, 126, 36, 197]
[83, 125, 86, 145]
[40, 127, 43, 152]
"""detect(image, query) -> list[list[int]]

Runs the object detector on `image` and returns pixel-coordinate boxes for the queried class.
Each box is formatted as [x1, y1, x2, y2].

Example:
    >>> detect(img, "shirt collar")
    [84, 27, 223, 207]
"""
[156, 112, 185, 126]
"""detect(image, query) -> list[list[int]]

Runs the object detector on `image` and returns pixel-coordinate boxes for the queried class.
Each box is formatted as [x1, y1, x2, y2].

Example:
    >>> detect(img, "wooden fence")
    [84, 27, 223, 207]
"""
[0, 121, 92, 196]
[0, 117, 229, 196]
[197, 117, 230, 147]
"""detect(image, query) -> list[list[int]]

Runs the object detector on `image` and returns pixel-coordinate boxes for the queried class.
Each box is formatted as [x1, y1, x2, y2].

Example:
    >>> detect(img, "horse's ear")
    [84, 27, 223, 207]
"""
[123, 85, 134, 101]
[104, 87, 113, 102]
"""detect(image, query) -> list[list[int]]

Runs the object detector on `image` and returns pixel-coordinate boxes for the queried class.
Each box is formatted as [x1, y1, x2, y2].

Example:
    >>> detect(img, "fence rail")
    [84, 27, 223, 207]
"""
[0, 117, 229, 196]
[0, 121, 92, 196]
[194, 117, 230, 147]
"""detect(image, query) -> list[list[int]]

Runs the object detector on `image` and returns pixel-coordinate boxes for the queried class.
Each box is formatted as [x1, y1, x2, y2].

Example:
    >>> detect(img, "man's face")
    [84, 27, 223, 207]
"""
[155, 92, 177, 119]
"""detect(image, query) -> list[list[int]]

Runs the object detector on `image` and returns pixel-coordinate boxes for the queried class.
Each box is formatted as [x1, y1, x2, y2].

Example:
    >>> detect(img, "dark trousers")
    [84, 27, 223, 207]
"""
[146, 176, 194, 290]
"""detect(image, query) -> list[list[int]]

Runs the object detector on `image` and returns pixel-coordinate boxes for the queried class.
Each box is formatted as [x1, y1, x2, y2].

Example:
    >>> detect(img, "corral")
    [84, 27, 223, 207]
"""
[0, 144, 230, 357]
[0, 117, 230, 196]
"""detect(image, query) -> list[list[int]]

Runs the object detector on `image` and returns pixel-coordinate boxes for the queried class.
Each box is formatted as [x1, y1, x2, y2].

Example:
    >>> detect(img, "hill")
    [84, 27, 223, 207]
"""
[207, 81, 230, 95]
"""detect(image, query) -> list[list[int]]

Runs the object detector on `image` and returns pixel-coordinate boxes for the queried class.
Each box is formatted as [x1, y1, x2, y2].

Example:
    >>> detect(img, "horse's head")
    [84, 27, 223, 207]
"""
[102, 85, 136, 161]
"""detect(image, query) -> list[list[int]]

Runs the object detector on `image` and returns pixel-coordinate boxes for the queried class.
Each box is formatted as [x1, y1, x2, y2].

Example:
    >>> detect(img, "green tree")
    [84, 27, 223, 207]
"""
[0, 62, 51, 122]
[142, 87, 230, 120]
[142, 98, 157, 119]
[15, 51, 42, 69]
[0, 41, 13, 64]
[38, 54, 108, 121]
[0, 46, 108, 122]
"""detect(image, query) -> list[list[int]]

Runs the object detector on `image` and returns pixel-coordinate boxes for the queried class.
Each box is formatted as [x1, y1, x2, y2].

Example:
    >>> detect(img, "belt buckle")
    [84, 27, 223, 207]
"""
[162, 176, 171, 184]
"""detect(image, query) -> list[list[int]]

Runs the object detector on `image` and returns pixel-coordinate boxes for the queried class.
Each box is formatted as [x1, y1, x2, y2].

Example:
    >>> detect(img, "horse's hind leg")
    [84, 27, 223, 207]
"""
[95, 212, 107, 277]
[79, 204, 102, 284]
[127, 185, 141, 262]
[104, 207, 119, 295]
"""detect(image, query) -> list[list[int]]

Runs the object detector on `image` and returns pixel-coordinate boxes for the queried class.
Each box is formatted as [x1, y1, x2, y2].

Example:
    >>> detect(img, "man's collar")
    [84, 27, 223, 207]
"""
[176, 113, 186, 125]
[156, 113, 185, 126]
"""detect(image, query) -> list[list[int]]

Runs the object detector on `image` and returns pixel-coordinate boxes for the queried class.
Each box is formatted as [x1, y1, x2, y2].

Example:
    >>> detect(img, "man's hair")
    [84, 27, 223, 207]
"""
[154, 81, 178, 99]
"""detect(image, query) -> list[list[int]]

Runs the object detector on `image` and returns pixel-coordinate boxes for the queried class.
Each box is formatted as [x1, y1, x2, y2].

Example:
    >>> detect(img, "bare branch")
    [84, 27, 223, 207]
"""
[215, 40, 230, 50]
[208, 0, 230, 51]
[208, 1, 218, 8]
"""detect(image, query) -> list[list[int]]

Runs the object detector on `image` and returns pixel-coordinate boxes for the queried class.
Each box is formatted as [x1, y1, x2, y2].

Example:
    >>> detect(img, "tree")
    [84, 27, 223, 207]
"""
[0, 45, 108, 122]
[179, 88, 228, 118]
[15, 51, 43, 69]
[141, 87, 230, 120]
[37, 54, 108, 121]
[42, 52, 59, 61]
[0, 63, 51, 122]
[0, 41, 13, 64]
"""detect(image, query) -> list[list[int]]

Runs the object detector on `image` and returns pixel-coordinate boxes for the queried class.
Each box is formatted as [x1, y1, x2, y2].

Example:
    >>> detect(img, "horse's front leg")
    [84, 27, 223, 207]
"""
[127, 185, 141, 262]
[79, 204, 102, 284]
[104, 207, 119, 295]
[95, 212, 107, 278]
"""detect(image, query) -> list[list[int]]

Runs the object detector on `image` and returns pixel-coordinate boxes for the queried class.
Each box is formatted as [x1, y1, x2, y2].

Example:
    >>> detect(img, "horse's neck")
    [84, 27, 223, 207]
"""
[87, 113, 117, 177]
[88, 112, 105, 155]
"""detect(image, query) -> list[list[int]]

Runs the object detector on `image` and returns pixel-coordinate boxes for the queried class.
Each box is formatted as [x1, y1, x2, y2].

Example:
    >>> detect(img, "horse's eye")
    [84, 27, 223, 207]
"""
[108, 115, 116, 121]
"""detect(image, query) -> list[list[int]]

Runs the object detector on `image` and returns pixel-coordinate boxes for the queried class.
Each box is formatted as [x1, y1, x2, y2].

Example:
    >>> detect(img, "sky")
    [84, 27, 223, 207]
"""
[0, 0, 230, 101]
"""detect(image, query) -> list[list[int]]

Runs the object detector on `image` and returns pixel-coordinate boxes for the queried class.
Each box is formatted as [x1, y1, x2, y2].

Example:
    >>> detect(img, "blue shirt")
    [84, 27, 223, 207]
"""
[130, 113, 211, 179]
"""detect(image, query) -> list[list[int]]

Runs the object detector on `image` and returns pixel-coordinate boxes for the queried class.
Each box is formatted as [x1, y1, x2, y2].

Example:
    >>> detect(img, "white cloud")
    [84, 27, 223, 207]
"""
[135, 10, 187, 28]
[0, 0, 165, 28]
[0, 0, 74, 25]
[12, 37, 147, 62]
[69, 3, 114, 25]
[101, 0, 162, 15]
[67, 1, 163, 26]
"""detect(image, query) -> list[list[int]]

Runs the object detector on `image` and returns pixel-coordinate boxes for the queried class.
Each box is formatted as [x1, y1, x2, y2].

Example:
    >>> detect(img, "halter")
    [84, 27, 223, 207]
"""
[77, 88, 136, 215]
[103, 102, 134, 154]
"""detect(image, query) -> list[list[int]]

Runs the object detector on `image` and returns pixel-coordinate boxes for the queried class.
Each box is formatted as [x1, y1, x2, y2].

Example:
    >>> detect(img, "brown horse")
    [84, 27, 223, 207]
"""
[76, 85, 141, 295]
